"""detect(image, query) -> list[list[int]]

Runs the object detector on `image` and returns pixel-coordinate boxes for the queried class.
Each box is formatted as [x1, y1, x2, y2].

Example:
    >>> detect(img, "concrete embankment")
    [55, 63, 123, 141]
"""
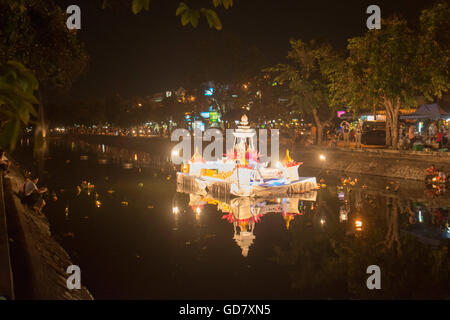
[294, 146, 450, 181]
[0, 175, 14, 299]
[71, 134, 450, 181]
[2, 163, 93, 300]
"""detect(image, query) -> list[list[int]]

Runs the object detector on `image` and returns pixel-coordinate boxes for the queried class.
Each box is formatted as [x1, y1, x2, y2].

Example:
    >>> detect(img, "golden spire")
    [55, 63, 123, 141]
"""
[191, 147, 202, 162]
[240, 114, 248, 126]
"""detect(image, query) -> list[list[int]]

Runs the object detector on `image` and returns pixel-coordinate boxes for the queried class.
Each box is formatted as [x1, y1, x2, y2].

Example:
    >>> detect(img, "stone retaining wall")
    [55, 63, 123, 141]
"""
[0, 175, 14, 299]
[4, 164, 93, 300]
[294, 147, 450, 181]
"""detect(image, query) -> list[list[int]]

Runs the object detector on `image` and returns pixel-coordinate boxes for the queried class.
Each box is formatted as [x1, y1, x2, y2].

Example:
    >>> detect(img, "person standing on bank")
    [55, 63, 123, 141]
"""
[355, 122, 362, 149]
[341, 121, 350, 147]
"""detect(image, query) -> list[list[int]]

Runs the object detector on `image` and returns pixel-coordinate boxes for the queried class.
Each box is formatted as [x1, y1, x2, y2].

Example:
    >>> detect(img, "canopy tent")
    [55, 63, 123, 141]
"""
[400, 104, 450, 120]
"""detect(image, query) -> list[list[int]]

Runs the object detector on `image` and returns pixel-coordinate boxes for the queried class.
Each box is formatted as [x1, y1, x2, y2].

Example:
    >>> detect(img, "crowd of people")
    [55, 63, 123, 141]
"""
[303, 119, 450, 151]
[1, 149, 47, 213]
[398, 121, 449, 150]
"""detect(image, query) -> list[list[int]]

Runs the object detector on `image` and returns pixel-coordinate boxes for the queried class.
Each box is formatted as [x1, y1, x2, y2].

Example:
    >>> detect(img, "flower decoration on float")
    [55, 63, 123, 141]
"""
[282, 149, 302, 167]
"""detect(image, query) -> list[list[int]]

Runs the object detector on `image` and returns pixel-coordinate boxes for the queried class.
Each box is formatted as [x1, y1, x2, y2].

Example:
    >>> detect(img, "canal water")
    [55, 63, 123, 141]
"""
[14, 137, 450, 299]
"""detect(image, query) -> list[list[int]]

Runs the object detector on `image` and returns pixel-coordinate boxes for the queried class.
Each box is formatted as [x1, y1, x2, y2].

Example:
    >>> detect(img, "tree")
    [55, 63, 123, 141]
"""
[161, 96, 192, 129]
[265, 40, 340, 145]
[0, 0, 88, 139]
[337, 15, 449, 148]
[0, 61, 39, 151]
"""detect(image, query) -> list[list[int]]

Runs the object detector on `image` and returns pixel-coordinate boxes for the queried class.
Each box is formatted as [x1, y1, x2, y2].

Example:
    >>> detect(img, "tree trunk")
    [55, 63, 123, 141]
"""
[391, 103, 400, 149]
[317, 125, 323, 145]
[312, 108, 322, 145]
[385, 108, 392, 147]
[385, 99, 400, 149]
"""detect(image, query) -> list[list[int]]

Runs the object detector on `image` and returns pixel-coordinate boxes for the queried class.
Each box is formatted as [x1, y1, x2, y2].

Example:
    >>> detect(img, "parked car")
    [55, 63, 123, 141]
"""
[361, 121, 386, 146]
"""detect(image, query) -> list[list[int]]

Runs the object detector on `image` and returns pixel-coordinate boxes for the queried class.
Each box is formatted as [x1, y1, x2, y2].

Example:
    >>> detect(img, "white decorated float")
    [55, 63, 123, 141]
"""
[176, 115, 317, 197]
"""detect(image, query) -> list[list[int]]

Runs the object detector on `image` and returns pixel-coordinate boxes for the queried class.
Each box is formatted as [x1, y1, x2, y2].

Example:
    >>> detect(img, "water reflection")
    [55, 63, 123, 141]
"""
[14, 137, 450, 299]
[178, 189, 317, 257]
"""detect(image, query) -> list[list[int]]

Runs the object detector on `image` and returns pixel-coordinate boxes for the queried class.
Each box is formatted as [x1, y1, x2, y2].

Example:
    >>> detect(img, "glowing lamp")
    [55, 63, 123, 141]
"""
[355, 220, 363, 231]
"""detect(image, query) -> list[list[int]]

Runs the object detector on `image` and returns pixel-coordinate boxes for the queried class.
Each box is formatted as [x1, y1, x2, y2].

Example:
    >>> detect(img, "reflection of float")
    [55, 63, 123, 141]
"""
[185, 189, 317, 257]
[176, 115, 317, 197]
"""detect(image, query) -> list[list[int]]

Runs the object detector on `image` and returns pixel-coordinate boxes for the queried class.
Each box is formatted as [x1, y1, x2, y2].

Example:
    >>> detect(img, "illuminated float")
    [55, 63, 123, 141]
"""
[176, 115, 318, 197]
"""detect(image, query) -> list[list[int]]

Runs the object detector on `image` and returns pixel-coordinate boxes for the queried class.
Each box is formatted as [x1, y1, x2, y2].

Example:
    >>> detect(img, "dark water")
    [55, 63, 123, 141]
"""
[14, 137, 450, 299]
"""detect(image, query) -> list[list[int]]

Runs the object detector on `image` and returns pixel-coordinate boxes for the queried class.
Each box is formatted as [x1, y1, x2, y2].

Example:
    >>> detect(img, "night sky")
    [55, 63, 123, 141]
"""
[56, 0, 438, 101]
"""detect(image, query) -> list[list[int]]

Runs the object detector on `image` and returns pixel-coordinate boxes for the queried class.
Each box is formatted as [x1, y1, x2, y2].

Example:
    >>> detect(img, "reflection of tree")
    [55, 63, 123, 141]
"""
[382, 197, 402, 256]
[272, 189, 450, 299]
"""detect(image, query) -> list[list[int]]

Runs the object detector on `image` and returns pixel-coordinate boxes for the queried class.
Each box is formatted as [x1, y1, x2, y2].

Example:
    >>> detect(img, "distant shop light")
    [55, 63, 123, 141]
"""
[209, 112, 219, 123]
[200, 112, 210, 119]
[204, 88, 214, 96]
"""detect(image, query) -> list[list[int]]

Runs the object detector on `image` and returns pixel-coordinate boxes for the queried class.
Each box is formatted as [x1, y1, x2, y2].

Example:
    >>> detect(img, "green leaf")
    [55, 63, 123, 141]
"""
[201, 9, 222, 30]
[190, 10, 201, 28]
[17, 104, 30, 124]
[0, 60, 39, 151]
[223, 0, 233, 9]
[132, 0, 150, 15]
[0, 119, 21, 151]
[176, 2, 188, 16]
[181, 12, 190, 26]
